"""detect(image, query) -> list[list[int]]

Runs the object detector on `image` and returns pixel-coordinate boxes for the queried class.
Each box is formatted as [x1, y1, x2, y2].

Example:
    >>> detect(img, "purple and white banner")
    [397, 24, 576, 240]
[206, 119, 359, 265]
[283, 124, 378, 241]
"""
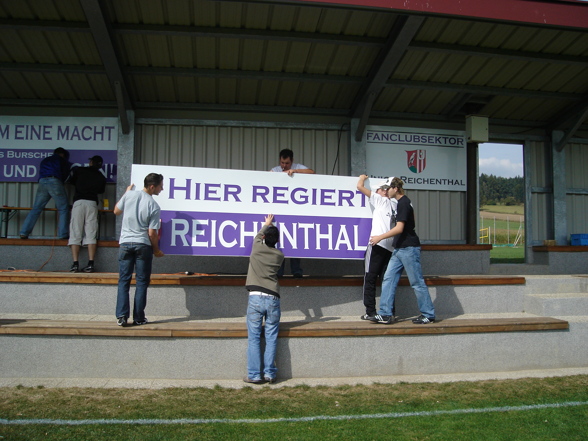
[366, 126, 467, 191]
[0, 116, 119, 183]
[131, 164, 376, 259]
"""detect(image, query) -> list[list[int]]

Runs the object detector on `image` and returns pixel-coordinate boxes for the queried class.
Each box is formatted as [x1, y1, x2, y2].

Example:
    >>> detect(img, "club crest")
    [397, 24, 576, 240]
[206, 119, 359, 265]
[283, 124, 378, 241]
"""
[406, 149, 426, 173]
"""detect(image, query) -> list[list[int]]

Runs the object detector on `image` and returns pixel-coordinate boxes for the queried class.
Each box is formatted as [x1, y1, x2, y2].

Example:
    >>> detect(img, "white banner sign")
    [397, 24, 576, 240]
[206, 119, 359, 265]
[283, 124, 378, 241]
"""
[130, 164, 377, 259]
[366, 126, 467, 191]
[0, 116, 119, 182]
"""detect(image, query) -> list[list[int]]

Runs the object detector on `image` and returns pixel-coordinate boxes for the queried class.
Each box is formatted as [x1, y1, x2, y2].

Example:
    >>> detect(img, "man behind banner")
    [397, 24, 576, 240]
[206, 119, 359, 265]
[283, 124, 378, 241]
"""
[114, 173, 165, 327]
[270, 148, 314, 278]
[20, 147, 71, 240]
[244, 214, 284, 384]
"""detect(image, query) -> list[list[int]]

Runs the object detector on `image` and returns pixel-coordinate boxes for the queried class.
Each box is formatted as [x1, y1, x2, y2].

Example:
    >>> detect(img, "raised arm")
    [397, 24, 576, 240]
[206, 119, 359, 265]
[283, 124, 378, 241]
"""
[356, 174, 372, 198]
[113, 184, 134, 216]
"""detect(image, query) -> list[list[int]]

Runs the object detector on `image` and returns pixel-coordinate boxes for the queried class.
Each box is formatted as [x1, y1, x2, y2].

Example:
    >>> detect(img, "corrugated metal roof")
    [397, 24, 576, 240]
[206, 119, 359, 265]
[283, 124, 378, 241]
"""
[0, 0, 587, 137]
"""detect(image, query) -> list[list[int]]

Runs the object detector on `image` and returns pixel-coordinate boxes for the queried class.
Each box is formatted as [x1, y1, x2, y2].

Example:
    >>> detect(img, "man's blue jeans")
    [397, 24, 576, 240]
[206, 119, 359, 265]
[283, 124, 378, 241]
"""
[20, 177, 70, 238]
[246, 294, 281, 381]
[378, 247, 435, 319]
[116, 243, 153, 321]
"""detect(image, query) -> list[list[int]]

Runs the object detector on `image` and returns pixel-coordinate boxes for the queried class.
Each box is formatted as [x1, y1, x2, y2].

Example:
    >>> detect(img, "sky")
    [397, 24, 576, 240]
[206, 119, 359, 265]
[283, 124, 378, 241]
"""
[478, 143, 523, 178]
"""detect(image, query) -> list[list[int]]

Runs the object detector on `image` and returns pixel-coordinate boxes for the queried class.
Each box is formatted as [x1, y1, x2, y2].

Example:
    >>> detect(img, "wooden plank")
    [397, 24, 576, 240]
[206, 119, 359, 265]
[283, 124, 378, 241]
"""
[0, 238, 119, 247]
[0, 317, 568, 338]
[0, 272, 526, 286]
[533, 246, 588, 253]
[421, 244, 492, 251]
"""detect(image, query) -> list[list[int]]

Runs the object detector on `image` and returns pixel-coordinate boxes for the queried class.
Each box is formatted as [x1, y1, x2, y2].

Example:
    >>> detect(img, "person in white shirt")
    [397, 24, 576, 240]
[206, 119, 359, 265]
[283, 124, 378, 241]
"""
[356, 175, 397, 321]
[270, 148, 315, 175]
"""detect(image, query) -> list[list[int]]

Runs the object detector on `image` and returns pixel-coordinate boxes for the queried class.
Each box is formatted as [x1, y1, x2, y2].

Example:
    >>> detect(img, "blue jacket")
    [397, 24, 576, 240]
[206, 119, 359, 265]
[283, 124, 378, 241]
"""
[39, 154, 70, 182]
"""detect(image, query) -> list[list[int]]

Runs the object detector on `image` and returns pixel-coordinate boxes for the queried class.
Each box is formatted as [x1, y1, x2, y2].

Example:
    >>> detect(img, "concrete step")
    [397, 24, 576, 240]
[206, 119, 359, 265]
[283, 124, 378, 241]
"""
[0, 240, 493, 276]
[0, 315, 583, 381]
[0, 273, 528, 318]
[2, 273, 586, 382]
[489, 263, 550, 275]
[521, 275, 588, 295]
[524, 293, 588, 316]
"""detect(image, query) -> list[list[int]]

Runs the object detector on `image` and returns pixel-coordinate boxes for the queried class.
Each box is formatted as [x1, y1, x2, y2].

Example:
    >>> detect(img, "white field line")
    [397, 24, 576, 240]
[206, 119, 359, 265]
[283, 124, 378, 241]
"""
[1, 401, 587, 426]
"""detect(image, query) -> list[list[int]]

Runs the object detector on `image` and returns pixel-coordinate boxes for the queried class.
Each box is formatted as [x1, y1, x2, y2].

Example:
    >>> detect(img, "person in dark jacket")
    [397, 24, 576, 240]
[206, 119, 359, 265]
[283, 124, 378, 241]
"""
[20, 147, 71, 239]
[68, 155, 107, 273]
[244, 214, 284, 384]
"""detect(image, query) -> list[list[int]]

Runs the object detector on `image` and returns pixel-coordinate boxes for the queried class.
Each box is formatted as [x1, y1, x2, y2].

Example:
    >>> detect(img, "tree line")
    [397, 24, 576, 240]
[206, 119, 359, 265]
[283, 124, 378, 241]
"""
[479, 174, 524, 206]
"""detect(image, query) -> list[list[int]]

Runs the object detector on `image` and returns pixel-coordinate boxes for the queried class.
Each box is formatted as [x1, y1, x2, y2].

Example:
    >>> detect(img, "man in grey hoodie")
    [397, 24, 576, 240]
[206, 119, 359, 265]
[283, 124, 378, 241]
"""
[244, 214, 284, 384]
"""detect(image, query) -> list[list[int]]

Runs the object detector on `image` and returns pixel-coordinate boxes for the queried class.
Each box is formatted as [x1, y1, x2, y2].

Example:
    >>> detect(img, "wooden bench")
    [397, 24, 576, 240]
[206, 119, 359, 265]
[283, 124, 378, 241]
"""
[0, 316, 568, 338]
[533, 245, 588, 252]
[0, 271, 526, 287]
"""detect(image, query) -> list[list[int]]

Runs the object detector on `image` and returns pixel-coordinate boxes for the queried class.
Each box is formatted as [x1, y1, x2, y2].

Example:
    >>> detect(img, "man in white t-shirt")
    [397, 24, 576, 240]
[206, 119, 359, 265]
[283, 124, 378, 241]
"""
[270, 148, 315, 176]
[356, 175, 397, 321]
[270, 149, 314, 277]
[114, 173, 165, 327]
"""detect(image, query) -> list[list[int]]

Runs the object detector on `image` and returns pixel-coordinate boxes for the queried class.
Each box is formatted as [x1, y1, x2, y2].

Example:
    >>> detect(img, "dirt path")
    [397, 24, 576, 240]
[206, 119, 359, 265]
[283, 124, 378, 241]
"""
[480, 210, 524, 221]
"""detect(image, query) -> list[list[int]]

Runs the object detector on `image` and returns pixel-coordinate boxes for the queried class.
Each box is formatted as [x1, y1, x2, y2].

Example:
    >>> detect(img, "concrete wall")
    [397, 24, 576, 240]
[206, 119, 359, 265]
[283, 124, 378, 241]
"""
[0, 244, 492, 275]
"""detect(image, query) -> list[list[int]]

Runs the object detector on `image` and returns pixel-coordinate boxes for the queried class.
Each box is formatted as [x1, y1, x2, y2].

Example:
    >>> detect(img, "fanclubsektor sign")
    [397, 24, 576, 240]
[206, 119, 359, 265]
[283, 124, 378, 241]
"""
[366, 126, 467, 191]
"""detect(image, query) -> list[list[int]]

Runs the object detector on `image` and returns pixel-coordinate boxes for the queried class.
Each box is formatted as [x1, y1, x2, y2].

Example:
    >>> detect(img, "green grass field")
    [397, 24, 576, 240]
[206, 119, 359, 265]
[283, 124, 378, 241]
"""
[480, 204, 526, 262]
[489, 245, 525, 263]
[1, 376, 587, 440]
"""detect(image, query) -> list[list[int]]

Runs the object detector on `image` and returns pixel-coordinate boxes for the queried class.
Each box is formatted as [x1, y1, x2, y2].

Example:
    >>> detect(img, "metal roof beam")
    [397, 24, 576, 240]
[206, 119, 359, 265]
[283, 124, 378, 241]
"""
[1, 97, 584, 134]
[0, 19, 383, 47]
[0, 62, 361, 84]
[4, 61, 580, 102]
[386, 79, 582, 101]
[0, 18, 90, 32]
[0, 62, 105, 74]
[115, 23, 383, 47]
[553, 101, 588, 152]
[79, 0, 132, 133]
[351, 15, 425, 141]
[408, 42, 588, 67]
[442, 93, 473, 118]
[128, 66, 361, 84]
[547, 97, 588, 128]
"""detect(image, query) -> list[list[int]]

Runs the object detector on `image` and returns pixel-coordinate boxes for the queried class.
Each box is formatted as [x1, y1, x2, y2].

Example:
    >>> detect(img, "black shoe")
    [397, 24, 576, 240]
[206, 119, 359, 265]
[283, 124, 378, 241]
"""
[19, 235, 28, 239]
[82, 264, 95, 273]
[117, 317, 128, 327]
[243, 376, 265, 384]
[264, 377, 276, 384]
[133, 318, 149, 326]
[360, 313, 376, 321]
[293, 273, 303, 279]
[370, 314, 393, 324]
[412, 314, 435, 324]
[70, 263, 79, 273]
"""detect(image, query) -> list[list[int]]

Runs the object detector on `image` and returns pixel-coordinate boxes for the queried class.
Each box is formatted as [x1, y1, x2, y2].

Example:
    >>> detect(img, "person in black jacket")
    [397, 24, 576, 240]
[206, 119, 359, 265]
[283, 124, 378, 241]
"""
[369, 177, 435, 325]
[244, 214, 284, 384]
[68, 155, 107, 273]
